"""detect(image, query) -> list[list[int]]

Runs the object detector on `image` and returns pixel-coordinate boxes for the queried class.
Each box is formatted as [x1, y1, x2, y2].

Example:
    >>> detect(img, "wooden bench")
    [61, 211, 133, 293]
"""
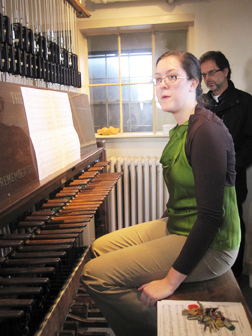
[166, 269, 252, 327]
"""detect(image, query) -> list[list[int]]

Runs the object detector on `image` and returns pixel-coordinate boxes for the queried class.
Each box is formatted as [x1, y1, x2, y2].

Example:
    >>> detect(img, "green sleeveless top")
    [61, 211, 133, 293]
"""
[161, 119, 240, 252]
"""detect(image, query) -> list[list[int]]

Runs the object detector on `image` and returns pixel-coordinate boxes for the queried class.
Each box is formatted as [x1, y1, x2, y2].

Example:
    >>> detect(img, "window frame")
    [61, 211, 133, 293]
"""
[79, 16, 194, 135]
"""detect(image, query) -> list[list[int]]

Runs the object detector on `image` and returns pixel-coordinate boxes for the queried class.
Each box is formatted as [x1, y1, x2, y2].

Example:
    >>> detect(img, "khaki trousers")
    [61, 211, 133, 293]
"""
[82, 218, 238, 336]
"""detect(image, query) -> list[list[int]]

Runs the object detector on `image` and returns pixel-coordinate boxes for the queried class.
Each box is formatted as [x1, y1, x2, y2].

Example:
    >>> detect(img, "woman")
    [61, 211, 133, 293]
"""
[82, 51, 240, 336]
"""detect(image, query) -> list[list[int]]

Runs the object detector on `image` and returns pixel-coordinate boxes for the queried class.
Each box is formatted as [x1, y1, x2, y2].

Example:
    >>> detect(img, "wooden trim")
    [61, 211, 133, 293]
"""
[77, 13, 194, 31]
[0, 148, 104, 229]
[66, 0, 91, 18]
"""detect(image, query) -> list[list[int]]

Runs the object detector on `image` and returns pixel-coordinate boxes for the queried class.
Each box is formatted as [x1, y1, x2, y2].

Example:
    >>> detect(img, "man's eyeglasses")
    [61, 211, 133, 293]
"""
[151, 75, 189, 86]
[201, 69, 223, 79]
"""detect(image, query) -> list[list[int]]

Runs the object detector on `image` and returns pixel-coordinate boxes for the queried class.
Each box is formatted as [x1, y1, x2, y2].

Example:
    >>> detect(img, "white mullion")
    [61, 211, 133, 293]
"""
[105, 55, 109, 127]
[152, 30, 156, 134]
[118, 33, 123, 134]
[128, 52, 132, 132]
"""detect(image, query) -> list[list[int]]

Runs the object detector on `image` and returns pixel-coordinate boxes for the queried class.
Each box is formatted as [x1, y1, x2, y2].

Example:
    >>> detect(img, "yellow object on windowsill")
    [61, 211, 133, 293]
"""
[97, 127, 119, 135]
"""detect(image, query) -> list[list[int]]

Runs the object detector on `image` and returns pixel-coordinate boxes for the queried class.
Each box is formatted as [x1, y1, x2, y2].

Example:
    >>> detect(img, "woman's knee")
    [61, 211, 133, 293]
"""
[82, 258, 92, 279]
[91, 235, 107, 257]
[82, 257, 100, 282]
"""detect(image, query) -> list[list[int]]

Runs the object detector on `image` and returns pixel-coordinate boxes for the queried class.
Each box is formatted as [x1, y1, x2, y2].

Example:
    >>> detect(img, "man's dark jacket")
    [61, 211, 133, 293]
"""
[204, 80, 252, 203]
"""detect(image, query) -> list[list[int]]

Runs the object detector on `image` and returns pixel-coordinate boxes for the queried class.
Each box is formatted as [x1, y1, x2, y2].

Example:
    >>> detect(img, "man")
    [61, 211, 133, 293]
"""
[199, 51, 252, 278]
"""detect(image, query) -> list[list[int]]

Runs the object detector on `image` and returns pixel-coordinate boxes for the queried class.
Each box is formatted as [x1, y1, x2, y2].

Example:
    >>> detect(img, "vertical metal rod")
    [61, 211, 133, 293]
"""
[45, 0, 50, 42]
[13, 0, 18, 23]
[58, 0, 63, 48]
[34, 0, 38, 34]
[74, 8, 78, 54]
[67, 2, 70, 51]
[31, 0, 35, 39]
[62, 0, 66, 49]
[53, 0, 56, 43]
[49, 0, 53, 42]
[71, 6, 75, 53]
[19, 0, 25, 24]
[1, 0, 4, 15]
[10, 0, 13, 24]
[38, 0, 42, 33]
[25, 0, 29, 27]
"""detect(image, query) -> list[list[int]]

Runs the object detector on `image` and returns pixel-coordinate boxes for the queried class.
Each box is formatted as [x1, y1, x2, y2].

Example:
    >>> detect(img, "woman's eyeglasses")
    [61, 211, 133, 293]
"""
[151, 75, 189, 86]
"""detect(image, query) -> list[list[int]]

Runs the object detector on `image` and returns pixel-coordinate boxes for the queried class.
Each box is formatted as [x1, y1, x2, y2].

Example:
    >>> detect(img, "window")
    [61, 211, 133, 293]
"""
[87, 29, 187, 133]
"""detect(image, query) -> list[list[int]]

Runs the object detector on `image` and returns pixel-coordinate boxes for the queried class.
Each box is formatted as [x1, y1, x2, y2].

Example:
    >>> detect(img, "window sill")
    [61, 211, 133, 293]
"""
[95, 132, 171, 140]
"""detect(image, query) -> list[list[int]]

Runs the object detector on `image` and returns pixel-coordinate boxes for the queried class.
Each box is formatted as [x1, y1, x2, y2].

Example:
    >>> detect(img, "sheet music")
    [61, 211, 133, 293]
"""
[21, 87, 80, 180]
[157, 300, 252, 336]
[51, 91, 81, 164]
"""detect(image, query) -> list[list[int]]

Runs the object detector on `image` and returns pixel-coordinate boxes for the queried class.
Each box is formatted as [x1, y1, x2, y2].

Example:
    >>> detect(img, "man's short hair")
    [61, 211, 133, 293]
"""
[199, 51, 231, 79]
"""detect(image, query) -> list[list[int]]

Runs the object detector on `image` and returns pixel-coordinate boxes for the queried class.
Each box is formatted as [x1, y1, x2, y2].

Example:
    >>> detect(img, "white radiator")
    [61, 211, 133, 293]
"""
[107, 156, 169, 231]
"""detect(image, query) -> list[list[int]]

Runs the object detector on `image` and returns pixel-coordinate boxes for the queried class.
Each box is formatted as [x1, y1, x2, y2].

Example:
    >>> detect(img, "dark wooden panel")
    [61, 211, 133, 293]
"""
[0, 82, 39, 208]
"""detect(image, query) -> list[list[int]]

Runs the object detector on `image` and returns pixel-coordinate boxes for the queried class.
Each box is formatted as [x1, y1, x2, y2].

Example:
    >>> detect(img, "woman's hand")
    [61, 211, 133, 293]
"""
[138, 268, 187, 307]
[138, 278, 174, 307]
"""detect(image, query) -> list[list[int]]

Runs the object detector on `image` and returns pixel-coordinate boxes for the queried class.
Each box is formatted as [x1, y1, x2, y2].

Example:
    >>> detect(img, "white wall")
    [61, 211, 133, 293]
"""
[78, 0, 252, 275]
[79, 0, 252, 94]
